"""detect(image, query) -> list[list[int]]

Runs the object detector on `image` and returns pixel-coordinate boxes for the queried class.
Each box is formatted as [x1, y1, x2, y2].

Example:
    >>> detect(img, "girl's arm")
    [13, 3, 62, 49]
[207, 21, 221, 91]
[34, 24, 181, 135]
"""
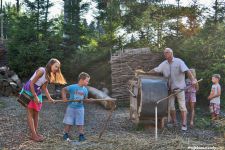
[41, 82, 54, 102]
[187, 70, 197, 84]
[61, 87, 68, 102]
[30, 69, 44, 104]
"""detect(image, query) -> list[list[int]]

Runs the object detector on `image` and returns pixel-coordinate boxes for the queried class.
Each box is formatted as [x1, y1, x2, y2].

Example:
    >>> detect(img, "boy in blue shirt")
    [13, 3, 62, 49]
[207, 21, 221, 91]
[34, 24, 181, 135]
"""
[62, 72, 91, 141]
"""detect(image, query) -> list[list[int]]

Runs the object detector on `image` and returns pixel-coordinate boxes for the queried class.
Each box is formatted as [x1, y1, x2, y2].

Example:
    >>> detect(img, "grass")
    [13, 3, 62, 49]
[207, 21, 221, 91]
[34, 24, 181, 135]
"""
[195, 106, 225, 140]
[0, 100, 5, 109]
[133, 123, 146, 131]
[194, 107, 211, 129]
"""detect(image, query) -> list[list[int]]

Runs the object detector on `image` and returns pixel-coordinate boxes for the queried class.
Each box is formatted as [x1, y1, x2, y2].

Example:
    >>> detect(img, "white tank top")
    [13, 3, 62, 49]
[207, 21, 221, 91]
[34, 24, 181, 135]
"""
[210, 83, 221, 104]
[30, 67, 47, 87]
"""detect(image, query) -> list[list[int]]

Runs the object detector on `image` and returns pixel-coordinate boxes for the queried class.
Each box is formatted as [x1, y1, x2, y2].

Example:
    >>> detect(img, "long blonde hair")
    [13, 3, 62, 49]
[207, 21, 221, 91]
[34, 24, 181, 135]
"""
[45, 58, 67, 84]
[189, 69, 196, 78]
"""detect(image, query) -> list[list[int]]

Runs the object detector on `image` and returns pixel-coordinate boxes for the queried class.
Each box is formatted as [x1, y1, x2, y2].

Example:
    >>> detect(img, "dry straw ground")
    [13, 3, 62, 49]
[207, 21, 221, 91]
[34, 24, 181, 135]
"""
[0, 97, 224, 150]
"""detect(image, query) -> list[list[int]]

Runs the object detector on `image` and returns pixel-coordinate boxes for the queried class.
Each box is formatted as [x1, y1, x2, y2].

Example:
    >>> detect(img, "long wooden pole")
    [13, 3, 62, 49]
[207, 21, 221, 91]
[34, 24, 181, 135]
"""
[156, 79, 203, 105]
[44, 98, 116, 103]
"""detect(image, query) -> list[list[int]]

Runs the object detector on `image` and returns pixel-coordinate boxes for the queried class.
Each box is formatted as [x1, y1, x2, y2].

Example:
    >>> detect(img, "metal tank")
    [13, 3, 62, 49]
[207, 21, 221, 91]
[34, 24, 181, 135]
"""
[130, 75, 168, 125]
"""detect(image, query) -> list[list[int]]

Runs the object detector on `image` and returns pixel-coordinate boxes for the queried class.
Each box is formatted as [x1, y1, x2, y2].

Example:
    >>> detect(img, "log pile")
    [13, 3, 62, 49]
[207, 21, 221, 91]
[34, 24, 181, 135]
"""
[0, 66, 22, 96]
[0, 42, 8, 67]
[110, 48, 164, 105]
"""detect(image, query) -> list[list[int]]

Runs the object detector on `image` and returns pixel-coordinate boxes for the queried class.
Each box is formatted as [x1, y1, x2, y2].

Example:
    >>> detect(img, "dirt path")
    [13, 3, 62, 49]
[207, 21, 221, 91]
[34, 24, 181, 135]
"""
[0, 96, 224, 150]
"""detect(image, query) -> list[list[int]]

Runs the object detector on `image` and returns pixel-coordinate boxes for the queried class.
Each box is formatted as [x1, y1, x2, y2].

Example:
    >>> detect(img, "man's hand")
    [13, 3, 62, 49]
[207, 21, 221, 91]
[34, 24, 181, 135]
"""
[135, 69, 146, 76]
[135, 69, 146, 74]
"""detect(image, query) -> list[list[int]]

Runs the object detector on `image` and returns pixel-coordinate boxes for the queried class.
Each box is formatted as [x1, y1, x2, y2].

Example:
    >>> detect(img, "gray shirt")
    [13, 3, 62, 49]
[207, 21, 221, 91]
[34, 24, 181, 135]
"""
[210, 83, 221, 104]
[154, 57, 189, 90]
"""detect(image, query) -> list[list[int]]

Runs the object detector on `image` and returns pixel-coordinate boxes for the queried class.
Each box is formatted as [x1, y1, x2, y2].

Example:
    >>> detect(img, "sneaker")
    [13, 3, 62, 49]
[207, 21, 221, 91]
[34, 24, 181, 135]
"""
[63, 133, 70, 141]
[79, 134, 87, 142]
[181, 125, 187, 131]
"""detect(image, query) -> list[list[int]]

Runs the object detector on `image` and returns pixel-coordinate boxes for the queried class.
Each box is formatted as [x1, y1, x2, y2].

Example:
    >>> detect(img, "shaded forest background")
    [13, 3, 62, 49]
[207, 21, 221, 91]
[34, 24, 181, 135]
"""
[1, 0, 225, 106]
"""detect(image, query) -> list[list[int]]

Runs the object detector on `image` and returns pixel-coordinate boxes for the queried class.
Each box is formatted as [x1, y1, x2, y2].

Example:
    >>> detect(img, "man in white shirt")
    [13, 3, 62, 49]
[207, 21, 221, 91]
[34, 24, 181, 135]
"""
[150, 48, 197, 131]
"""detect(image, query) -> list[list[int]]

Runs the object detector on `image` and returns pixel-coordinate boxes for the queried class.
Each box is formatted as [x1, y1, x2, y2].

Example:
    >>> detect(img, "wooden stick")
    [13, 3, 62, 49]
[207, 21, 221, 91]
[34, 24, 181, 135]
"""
[44, 98, 117, 103]
[98, 102, 116, 139]
[155, 78, 203, 105]
[127, 89, 136, 97]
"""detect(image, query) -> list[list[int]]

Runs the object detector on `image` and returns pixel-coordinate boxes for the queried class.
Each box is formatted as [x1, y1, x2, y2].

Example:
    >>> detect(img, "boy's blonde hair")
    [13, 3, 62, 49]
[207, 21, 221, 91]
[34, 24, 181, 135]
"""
[212, 74, 221, 80]
[78, 72, 90, 81]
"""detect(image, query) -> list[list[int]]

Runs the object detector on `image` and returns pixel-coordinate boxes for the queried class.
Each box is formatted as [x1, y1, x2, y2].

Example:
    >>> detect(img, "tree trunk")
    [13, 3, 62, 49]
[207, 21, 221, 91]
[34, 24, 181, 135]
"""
[44, 0, 49, 35]
[176, 0, 180, 36]
[16, 0, 20, 12]
[0, 0, 2, 13]
[63, 0, 81, 50]
[214, 0, 218, 24]
[37, 0, 40, 38]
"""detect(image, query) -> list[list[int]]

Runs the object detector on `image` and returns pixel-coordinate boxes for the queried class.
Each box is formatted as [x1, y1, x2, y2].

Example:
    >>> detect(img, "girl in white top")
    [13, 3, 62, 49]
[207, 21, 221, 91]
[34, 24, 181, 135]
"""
[20, 58, 66, 142]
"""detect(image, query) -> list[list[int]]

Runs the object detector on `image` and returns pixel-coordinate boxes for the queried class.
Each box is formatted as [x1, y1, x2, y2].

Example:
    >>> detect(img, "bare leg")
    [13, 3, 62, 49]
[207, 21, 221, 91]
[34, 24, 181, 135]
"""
[77, 125, 84, 134]
[215, 114, 219, 120]
[170, 110, 177, 125]
[33, 111, 44, 139]
[186, 102, 190, 124]
[27, 108, 42, 141]
[190, 102, 195, 127]
[181, 111, 187, 126]
[64, 124, 72, 133]
[211, 113, 216, 120]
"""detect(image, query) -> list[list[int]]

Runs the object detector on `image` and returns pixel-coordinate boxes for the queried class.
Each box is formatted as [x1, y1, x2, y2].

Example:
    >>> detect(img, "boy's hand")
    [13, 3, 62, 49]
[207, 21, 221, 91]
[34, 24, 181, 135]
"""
[63, 99, 68, 102]
[89, 98, 96, 103]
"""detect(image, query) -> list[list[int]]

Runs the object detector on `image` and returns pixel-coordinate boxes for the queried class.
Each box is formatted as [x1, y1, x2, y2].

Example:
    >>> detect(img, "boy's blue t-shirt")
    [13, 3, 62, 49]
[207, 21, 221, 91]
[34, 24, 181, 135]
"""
[66, 84, 88, 109]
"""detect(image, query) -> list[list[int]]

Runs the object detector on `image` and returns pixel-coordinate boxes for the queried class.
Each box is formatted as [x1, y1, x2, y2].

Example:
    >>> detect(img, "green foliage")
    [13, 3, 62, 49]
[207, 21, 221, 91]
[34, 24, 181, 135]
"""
[3, 0, 225, 97]
[133, 123, 145, 131]
[5, 4, 63, 79]
[169, 22, 225, 103]
[0, 101, 5, 109]
[194, 107, 211, 129]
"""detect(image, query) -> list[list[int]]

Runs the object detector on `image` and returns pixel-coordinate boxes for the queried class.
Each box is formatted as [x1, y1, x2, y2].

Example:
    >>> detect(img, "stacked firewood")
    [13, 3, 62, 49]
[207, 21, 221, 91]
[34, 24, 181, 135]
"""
[0, 66, 22, 96]
[110, 48, 163, 104]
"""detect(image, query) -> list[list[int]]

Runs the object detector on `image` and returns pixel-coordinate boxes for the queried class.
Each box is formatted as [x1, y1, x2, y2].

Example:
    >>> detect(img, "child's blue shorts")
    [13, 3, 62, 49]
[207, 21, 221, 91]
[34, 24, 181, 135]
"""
[63, 106, 84, 125]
